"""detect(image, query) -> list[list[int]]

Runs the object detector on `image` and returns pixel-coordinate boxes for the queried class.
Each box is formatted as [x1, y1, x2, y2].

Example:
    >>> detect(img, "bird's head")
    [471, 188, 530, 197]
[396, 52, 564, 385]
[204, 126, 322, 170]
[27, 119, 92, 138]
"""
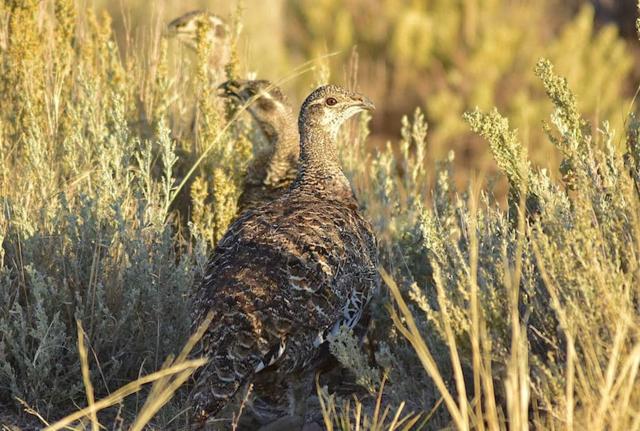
[218, 79, 290, 124]
[165, 11, 228, 50]
[298, 85, 375, 140]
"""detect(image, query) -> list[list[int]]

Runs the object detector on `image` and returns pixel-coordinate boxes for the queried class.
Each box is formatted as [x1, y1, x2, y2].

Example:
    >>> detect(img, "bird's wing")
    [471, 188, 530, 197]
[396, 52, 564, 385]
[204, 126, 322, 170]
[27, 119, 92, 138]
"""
[191, 203, 336, 413]
[191, 196, 378, 418]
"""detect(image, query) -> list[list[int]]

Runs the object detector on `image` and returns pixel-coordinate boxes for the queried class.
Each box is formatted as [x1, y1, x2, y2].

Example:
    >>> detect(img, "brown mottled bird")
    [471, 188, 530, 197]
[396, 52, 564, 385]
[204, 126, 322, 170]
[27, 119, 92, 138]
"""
[165, 10, 230, 77]
[218, 79, 299, 213]
[191, 85, 379, 428]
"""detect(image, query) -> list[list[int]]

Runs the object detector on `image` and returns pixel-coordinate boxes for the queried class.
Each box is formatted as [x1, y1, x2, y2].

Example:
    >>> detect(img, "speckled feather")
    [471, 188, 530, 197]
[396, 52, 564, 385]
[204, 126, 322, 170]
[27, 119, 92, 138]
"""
[218, 80, 299, 213]
[191, 85, 379, 425]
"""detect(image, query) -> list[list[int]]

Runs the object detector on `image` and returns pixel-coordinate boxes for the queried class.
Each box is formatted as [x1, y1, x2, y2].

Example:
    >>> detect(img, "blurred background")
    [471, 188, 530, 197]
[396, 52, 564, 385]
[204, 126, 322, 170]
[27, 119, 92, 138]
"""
[94, 0, 640, 191]
[1, 2, 639, 425]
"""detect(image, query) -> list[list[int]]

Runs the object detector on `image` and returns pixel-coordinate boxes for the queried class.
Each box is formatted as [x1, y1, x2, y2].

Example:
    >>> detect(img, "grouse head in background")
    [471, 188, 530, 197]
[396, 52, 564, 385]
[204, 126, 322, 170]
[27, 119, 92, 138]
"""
[218, 79, 291, 125]
[165, 10, 228, 51]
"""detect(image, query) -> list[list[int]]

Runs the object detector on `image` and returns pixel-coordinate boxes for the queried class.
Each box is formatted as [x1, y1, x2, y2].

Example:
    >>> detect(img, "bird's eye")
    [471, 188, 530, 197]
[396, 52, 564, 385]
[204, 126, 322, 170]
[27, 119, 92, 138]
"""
[325, 97, 337, 106]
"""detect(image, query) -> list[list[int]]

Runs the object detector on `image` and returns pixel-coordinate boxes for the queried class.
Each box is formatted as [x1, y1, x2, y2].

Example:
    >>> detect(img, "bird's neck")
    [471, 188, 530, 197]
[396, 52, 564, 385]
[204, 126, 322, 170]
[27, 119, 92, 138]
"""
[293, 126, 353, 199]
[250, 110, 299, 186]
[271, 109, 300, 168]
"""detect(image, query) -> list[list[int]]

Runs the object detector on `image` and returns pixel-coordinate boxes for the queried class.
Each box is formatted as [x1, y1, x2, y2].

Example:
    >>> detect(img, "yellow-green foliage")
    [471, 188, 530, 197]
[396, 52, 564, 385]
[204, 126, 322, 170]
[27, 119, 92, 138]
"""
[366, 58, 640, 430]
[187, 4, 251, 246]
[0, 0, 249, 423]
[2, 1, 640, 430]
[286, 1, 632, 172]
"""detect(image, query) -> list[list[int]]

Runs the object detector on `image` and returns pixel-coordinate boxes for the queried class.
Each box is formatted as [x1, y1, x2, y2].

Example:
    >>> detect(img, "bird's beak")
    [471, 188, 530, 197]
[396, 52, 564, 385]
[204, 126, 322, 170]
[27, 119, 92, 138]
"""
[217, 80, 240, 99]
[163, 24, 179, 38]
[352, 95, 375, 112]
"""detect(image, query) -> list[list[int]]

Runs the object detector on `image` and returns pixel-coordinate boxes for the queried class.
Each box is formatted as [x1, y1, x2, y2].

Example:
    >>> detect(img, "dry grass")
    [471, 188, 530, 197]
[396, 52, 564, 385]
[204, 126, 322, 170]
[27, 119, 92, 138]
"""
[1, 0, 640, 430]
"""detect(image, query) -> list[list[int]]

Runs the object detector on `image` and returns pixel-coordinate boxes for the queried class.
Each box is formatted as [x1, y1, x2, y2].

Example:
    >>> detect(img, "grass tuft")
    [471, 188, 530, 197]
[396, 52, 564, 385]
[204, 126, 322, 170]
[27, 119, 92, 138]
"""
[1, 1, 640, 429]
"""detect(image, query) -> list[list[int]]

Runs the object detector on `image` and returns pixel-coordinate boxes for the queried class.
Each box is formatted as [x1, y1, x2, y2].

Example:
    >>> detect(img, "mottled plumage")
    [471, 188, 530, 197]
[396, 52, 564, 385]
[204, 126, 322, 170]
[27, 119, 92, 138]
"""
[166, 11, 230, 75]
[218, 80, 299, 212]
[191, 85, 379, 428]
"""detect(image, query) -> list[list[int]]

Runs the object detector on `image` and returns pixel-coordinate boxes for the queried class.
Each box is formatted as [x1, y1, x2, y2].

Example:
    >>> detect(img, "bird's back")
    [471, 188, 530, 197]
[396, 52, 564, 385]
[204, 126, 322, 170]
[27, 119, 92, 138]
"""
[191, 187, 378, 418]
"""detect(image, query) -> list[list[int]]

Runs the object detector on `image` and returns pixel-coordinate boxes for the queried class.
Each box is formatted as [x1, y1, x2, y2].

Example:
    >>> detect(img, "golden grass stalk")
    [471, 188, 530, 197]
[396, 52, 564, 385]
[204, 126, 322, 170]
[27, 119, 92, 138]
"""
[45, 313, 214, 431]
[15, 397, 51, 428]
[382, 269, 467, 430]
[43, 359, 205, 431]
[76, 321, 99, 431]
[382, 188, 533, 431]
[317, 374, 421, 431]
[503, 190, 530, 431]
[230, 383, 253, 431]
[128, 311, 214, 430]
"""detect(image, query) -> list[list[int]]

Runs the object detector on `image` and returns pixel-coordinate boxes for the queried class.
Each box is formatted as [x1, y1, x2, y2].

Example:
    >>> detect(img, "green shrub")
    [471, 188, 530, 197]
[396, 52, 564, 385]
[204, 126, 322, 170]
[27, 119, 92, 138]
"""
[1, 1, 640, 430]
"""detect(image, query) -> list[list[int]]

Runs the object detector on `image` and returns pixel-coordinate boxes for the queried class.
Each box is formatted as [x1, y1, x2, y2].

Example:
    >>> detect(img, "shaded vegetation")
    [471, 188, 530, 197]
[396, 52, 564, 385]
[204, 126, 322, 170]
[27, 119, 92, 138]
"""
[1, 0, 640, 429]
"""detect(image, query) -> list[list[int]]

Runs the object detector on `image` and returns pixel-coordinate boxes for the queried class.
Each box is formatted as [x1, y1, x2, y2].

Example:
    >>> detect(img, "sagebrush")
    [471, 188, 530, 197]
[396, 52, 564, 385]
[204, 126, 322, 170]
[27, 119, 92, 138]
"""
[1, 1, 640, 430]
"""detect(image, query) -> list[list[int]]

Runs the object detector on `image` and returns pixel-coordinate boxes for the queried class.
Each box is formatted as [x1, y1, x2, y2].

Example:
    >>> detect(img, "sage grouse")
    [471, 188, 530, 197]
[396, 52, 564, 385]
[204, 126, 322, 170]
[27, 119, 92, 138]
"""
[218, 79, 299, 213]
[166, 10, 230, 75]
[192, 85, 379, 428]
